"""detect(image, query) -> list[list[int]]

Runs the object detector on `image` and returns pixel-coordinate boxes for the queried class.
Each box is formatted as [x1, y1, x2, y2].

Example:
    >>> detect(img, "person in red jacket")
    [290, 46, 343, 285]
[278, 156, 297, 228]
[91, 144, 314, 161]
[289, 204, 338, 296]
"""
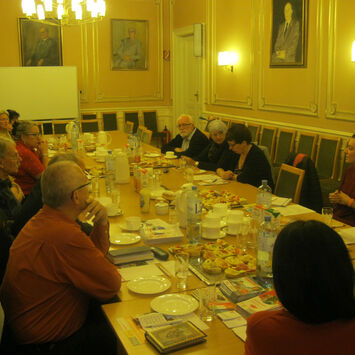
[245, 220, 355, 355]
[1, 161, 121, 354]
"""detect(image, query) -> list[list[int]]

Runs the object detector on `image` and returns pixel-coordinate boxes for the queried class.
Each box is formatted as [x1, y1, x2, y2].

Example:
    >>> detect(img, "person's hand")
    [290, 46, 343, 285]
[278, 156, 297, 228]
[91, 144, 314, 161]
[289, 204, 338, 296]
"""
[38, 138, 48, 156]
[329, 190, 351, 206]
[217, 169, 234, 180]
[82, 198, 108, 226]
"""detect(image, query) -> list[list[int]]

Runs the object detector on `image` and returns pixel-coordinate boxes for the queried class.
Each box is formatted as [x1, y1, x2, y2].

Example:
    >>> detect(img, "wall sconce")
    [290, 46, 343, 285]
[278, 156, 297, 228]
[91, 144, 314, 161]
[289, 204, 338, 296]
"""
[352, 41, 355, 62]
[218, 51, 239, 72]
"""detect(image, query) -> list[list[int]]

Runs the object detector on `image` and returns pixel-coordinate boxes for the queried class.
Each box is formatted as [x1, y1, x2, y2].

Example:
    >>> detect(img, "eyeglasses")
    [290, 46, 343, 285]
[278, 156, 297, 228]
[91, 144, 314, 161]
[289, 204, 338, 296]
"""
[177, 123, 192, 128]
[71, 181, 91, 199]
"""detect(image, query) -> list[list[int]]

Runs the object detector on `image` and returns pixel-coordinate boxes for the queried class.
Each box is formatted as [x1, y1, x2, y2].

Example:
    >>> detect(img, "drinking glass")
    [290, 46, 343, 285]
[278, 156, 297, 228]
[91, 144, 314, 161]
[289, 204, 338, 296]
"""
[199, 285, 216, 321]
[322, 207, 333, 226]
[175, 252, 189, 290]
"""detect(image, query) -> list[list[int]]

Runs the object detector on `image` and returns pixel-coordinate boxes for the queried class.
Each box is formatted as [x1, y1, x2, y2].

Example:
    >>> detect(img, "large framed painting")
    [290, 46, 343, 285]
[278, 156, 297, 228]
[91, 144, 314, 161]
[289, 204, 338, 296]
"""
[111, 19, 148, 70]
[270, 0, 308, 67]
[18, 18, 62, 67]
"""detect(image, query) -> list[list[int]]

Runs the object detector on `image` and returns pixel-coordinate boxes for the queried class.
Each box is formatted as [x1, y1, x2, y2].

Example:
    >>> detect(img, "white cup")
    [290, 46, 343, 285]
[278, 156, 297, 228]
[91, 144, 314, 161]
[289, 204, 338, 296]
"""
[95, 148, 107, 162]
[125, 216, 141, 230]
[202, 225, 221, 239]
[213, 203, 228, 217]
[83, 132, 95, 145]
[227, 221, 242, 235]
[227, 210, 244, 223]
[155, 202, 169, 215]
[204, 212, 221, 228]
[166, 151, 175, 158]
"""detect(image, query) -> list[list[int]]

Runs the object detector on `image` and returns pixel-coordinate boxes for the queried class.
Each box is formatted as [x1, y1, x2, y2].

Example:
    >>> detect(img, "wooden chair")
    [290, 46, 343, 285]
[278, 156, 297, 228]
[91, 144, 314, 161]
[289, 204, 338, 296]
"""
[124, 111, 139, 134]
[80, 119, 100, 133]
[141, 129, 152, 144]
[273, 128, 296, 166]
[102, 112, 118, 131]
[42, 122, 53, 135]
[275, 163, 305, 204]
[296, 132, 318, 160]
[220, 118, 230, 129]
[315, 135, 341, 180]
[52, 120, 72, 135]
[81, 113, 97, 120]
[259, 126, 278, 160]
[247, 122, 261, 143]
[136, 126, 146, 141]
[143, 110, 165, 146]
[124, 121, 134, 134]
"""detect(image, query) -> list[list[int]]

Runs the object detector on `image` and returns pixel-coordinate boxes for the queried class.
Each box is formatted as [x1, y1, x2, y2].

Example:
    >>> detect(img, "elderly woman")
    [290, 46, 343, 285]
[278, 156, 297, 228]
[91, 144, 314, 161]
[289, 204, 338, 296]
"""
[0, 109, 13, 139]
[14, 121, 48, 195]
[182, 120, 229, 171]
[217, 125, 274, 190]
[245, 220, 355, 355]
[329, 134, 355, 226]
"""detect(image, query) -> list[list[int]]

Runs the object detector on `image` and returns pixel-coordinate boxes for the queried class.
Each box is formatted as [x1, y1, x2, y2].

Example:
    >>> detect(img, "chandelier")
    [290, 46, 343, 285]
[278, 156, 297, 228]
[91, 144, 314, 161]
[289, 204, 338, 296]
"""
[21, 0, 106, 26]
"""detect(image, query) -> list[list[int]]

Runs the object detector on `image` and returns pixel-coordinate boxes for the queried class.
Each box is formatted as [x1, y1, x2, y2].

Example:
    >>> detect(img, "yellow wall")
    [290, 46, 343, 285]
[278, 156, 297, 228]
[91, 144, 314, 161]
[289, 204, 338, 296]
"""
[0, 0, 171, 111]
[173, 0, 355, 136]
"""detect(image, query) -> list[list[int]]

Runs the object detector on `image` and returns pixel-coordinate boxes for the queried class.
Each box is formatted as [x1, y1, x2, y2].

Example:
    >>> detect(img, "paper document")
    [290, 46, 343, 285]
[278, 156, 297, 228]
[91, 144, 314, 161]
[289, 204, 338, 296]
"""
[274, 204, 314, 216]
[338, 227, 355, 245]
[232, 326, 247, 342]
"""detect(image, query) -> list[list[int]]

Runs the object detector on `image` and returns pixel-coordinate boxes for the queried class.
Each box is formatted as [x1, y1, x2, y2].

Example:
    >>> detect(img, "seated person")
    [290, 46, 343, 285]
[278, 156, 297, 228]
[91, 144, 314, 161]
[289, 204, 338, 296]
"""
[0, 161, 121, 354]
[245, 220, 355, 355]
[0, 109, 13, 140]
[14, 121, 48, 195]
[7, 109, 20, 137]
[12, 152, 92, 237]
[217, 125, 274, 190]
[161, 114, 209, 158]
[182, 119, 229, 171]
[329, 133, 355, 226]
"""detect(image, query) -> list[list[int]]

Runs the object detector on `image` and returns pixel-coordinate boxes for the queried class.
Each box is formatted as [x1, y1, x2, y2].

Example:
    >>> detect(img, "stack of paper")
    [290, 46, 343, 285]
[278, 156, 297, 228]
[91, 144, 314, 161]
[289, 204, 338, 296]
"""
[140, 219, 183, 245]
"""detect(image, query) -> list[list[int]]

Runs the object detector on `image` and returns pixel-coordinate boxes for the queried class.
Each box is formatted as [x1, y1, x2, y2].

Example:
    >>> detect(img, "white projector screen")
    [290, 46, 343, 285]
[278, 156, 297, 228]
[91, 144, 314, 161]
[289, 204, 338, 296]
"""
[0, 66, 79, 121]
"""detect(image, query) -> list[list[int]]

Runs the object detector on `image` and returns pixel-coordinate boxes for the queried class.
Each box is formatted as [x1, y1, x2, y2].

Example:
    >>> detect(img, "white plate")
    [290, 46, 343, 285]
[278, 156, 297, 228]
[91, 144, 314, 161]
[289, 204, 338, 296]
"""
[202, 230, 226, 240]
[144, 153, 161, 158]
[151, 294, 199, 316]
[107, 208, 123, 217]
[165, 155, 178, 159]
[127, 276, 171, 295]
[110, 233, 141, 245]
[120, 223, 141, 232]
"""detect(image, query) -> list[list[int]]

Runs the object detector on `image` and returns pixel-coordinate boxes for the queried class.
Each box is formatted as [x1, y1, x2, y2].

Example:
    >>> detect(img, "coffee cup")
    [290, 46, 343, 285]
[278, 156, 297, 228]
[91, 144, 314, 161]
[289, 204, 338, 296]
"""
[166, 151, 175, 158]
[125, 216, 141, 230]
[227, 210, 244, 223]
[83, 132, 95, 145]
[155, 202, 169, 215]
[204, 212, 221, 228]
[96, 147, 107, 162]
[227, 210, 244, 235]
[213, 203, 228, 217]
[202, 224, 221, 239]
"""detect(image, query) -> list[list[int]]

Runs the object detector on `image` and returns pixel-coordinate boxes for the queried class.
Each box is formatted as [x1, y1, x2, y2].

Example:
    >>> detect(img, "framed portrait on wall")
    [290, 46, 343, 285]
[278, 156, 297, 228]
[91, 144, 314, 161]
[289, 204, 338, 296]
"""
[111, 19, 148, 70]
[18, 18, 62, 67]
[270, 0, 308, 67]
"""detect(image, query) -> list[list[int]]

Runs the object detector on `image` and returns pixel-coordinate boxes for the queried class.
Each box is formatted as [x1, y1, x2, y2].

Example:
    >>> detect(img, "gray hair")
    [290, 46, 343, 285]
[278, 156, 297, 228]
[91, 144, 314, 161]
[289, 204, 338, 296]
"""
[177, 114, 194, 124]
[208, 120, 227, 135]
[14, 121, 38, 140]
[41, 161, 85, 208]
[0, 136, 15, 158]
[49, 152, 80, 166]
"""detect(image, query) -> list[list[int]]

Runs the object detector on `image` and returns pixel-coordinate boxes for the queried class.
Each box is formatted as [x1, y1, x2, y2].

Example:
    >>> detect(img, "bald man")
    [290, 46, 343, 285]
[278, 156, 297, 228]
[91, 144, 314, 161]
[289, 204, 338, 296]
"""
[161, 114, 210, 158]
[0, 161, 121, 354]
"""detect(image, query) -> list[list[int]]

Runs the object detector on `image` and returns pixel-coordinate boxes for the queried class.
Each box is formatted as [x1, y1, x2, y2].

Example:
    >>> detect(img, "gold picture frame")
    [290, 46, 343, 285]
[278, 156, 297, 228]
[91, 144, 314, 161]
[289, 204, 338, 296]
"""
[18, 18, 62, 67]
[111, 19, 148, 71]
[270, 0, 308, 67]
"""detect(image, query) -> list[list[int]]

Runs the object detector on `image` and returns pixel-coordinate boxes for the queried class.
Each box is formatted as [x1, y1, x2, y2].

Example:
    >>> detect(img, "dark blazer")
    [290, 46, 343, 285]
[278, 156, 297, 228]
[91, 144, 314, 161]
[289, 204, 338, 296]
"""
[161, 128, 210, 158]
[218, 144, 274, 190]
[194, 140, 229, 171]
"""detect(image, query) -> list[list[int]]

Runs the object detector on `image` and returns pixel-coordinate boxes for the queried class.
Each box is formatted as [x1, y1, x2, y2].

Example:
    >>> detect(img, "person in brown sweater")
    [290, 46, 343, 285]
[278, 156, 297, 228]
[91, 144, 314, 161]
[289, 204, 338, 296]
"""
[0, 161, 121, 354]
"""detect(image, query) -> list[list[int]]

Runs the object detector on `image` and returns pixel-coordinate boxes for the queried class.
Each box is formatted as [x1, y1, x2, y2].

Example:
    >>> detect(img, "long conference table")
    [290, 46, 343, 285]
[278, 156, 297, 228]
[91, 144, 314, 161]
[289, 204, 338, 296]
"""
[81, 131, 355, 355]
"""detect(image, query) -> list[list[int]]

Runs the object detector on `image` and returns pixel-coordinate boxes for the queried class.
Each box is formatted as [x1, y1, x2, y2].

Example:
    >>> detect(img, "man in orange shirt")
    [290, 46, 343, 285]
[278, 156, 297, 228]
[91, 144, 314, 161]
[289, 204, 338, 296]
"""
[0, 161, 121, 354]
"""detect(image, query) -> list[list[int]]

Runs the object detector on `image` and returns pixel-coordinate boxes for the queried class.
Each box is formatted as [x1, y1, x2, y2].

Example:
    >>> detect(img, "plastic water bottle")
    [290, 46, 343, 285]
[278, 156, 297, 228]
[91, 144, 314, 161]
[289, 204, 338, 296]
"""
[256, 179, 272, 209]
[115, 150, 130, 184]
[71, 120, 80, 152]
[256, 215, 276, 287]
[105, 150, 115, 194]
[186, 186, 202, 244]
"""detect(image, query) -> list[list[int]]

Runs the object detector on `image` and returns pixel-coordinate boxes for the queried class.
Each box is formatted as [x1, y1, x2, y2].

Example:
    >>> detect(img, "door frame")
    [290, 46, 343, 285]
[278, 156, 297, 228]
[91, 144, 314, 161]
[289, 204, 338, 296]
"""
[172, 25, 205, 136]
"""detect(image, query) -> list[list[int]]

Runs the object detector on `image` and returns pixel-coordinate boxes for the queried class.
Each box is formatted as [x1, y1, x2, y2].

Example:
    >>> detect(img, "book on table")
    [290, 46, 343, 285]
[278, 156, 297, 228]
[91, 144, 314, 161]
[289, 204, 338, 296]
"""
[140, 219, 183, 245]
[219, 277, 266, 303]
[145, 321, 207, 354]
[107, 246, 154, 265]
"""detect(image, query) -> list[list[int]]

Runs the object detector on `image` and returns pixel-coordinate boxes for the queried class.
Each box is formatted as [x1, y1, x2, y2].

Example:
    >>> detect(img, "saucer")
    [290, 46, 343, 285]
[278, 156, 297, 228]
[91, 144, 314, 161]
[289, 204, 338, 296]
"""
[120, 223, 141, 232]
[165, 155, 177, 159]
[202, 221, 226, 228]
[110, 233, 141, 245]
[107, 208, 123, 217]
[202, 230, 226, 240]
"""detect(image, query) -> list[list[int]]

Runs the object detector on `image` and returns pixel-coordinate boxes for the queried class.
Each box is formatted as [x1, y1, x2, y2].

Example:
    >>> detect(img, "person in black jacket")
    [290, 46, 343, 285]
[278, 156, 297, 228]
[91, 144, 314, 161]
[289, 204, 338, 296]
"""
[161, 114, 209, 158]
[217, 125, 274, 190]
[182, 119, 229, 171]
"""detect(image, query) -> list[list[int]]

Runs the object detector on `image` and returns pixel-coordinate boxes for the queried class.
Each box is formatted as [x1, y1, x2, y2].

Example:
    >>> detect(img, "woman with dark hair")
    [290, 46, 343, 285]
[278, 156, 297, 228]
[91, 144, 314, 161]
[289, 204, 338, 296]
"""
[7, 109, 20, 136]
[329, 133, 355, 226]
[182, 119, 229, 171]
[245, 220, 355, 355]
[216, 125, 274, 190]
